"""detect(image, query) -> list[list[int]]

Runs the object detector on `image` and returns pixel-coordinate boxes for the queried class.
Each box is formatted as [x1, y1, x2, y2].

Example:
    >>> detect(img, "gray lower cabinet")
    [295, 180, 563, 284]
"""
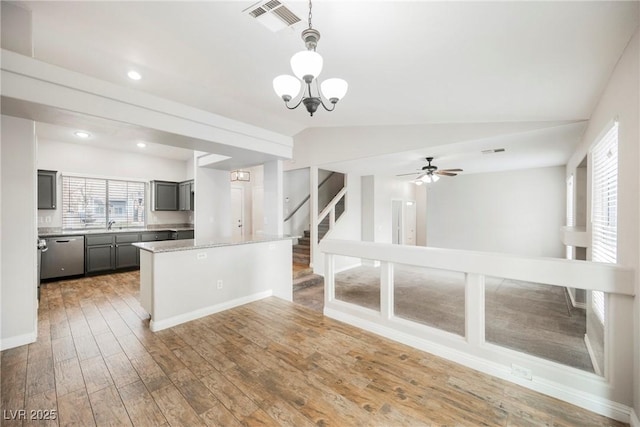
[86, 232, 141, 273]
[37, 170, 57, 210]
[86, 243, 115, 273]
[141, 231, 171, 242]
[172, 230, 194, 240]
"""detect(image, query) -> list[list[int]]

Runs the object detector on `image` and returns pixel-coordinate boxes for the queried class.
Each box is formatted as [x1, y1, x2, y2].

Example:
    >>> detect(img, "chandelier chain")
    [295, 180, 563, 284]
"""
[308, 0, 312, 29]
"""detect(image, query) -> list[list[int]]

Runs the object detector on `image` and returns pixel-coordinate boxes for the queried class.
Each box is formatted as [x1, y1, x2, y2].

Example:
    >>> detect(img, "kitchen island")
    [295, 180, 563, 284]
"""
[133, 235, 294, 331]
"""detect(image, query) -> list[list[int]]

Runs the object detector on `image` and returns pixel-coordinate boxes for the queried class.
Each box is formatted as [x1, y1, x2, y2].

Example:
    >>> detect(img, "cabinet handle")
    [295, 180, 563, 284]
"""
[115, 244, 119, 248]
[110, 245, 114, 248]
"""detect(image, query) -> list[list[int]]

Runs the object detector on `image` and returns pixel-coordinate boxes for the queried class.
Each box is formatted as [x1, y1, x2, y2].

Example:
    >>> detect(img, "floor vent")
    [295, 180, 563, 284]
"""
[244, 0, 304, 32]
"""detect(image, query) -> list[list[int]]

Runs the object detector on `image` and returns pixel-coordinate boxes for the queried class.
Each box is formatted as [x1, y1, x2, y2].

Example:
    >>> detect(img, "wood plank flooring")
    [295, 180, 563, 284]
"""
[1, 271, 626, 426]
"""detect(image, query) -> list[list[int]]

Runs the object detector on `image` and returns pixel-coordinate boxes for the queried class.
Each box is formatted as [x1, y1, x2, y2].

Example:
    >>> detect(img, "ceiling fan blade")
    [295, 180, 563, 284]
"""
[435, 171, 457, 176]
[396, 172, 419, 177]
[439, 168, 463, 172]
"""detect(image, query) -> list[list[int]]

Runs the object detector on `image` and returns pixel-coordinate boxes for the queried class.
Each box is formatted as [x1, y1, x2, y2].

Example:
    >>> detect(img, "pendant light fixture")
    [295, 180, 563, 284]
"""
[272, 0, 348, 116]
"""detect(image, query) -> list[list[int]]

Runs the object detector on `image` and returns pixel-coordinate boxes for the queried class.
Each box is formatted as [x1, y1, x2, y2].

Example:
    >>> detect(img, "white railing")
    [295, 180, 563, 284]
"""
[317, 186, 347, 236]
[319, 239, 635, 423]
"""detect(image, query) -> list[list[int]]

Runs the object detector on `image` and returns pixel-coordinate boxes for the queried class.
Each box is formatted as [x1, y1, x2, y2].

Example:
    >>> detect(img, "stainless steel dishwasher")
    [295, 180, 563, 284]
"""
[41, 236, 85, 280]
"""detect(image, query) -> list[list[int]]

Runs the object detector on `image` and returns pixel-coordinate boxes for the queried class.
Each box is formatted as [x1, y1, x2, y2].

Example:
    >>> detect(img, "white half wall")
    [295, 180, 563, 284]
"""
[426, 166, 566, 258]
[1, 115, 38, 350]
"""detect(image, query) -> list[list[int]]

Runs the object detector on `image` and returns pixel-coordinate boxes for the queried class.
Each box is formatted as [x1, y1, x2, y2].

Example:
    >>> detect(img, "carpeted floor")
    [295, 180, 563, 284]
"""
[293, 264, 593, 373]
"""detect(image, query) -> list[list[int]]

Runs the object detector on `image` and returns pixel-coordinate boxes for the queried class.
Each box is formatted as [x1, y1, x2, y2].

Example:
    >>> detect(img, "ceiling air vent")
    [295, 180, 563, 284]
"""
[244, 0, 304, 32]
[482, 148, 506, 154]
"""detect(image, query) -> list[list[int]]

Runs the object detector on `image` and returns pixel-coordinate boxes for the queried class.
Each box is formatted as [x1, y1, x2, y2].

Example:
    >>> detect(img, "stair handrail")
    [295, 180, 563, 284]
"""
[284, 172, 337, 222]
[317, 187, 347, 231]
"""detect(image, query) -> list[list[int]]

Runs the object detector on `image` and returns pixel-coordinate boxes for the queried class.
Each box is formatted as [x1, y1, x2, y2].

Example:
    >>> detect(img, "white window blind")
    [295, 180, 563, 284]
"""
[591, 123, 618, 324]
[566, 174, 574, 260]
[62, 176, 146, 229]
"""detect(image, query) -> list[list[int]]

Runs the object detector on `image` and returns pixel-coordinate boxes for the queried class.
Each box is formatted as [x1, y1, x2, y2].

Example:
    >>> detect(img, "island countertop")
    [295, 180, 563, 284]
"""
[133, 234, 295, 253]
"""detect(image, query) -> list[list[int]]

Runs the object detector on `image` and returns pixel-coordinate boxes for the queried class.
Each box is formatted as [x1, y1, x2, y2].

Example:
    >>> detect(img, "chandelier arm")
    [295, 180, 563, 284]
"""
[284, 95, 305, 110]
[313, 78, 336, 112]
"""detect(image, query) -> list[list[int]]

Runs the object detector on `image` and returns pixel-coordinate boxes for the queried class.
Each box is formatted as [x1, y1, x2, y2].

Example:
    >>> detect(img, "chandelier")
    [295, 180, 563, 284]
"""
[272, 0, 348, 116]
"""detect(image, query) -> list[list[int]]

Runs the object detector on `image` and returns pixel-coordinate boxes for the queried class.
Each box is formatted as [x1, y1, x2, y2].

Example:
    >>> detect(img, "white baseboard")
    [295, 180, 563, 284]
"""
[584, 333, 602, 376]
[631, 409, 640, 427]
[0, 331, 37, 351]
[566, 287, 587, 309]
[150, 290, 272, 332]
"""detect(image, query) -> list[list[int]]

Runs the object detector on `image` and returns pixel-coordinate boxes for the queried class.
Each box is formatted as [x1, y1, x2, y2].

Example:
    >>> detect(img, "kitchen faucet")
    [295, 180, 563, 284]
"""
[107, 220, 116, 230]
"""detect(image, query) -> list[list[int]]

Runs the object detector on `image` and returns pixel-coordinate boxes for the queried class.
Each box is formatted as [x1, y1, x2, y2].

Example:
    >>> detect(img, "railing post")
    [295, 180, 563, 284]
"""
[324, 253, 335, 306]
[380, 262, 394, 319]
[465, 273, 485, 346]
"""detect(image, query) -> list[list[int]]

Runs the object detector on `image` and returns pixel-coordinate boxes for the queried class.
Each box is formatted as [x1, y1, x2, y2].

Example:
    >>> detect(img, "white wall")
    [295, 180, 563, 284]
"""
[1, 115, 38, 350]
[263, 160, 284, 235]
[194, 165, 231, 240]
[566, 29, 639, 415]
[37, 139, 192, 227]
[373, 178, 416, 244]
[283, 168, 310, 237]
[426, 166, 565, 258]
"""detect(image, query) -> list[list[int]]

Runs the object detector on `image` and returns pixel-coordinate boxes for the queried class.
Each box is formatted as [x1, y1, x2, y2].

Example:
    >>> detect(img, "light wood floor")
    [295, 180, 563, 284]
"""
[1, 271, 626, 426]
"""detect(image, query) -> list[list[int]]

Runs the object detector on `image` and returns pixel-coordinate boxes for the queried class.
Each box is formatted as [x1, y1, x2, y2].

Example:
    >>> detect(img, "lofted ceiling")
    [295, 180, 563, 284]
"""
[11, 1, 640, 171]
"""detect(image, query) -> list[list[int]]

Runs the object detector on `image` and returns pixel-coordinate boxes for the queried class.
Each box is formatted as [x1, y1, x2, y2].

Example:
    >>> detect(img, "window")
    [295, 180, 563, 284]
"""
[62, 176, 146, 229]
[590, 122, 618, 323]
[566, 174, 574, 260]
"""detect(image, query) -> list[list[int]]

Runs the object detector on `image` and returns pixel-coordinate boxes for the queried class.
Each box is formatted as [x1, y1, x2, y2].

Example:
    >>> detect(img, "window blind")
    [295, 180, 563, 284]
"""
[566, 174, 574, 260]
[62, 176, 146, 229]
[591, 123, 618, 324]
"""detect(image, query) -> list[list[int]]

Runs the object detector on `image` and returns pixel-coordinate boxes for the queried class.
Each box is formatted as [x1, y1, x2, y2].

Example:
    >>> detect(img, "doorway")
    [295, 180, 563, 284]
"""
[391, 200, 403, 244]
[231, 187, 244, 239]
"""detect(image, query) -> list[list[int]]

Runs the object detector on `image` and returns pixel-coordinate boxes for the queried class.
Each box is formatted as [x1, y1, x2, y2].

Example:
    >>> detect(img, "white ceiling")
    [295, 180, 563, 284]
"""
[14, 1, 640, 170]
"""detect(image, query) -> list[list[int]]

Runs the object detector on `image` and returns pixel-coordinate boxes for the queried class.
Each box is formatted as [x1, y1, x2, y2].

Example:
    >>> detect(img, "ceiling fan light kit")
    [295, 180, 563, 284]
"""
[272, 0, 348, 116]
[399, 157, 463, 185]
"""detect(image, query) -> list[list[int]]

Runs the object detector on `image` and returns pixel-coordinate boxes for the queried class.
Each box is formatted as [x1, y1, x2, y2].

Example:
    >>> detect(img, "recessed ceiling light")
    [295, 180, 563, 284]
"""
[74, 131, 90, 138]
[137, 142, 146, 148]
[127, 70, 142, 80]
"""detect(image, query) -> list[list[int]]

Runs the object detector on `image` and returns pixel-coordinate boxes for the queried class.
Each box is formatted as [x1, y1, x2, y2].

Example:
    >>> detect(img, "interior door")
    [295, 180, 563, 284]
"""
[404, 200, 417, 245]
[391, 200, 403, 244]
[231, 187, 244, 239]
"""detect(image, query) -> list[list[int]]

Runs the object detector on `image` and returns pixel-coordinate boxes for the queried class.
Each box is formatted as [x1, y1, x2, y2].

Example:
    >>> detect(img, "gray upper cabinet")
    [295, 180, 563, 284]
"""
[38, 170, 57, 209]
[151, 181, 178, 211]
[179, 180, 194, 211]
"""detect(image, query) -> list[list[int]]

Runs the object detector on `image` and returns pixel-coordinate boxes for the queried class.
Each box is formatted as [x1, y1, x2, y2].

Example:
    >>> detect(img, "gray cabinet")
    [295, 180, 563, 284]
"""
[171, 230, 194, 240]
[151, 181, 179, 211]
[179, 180, 194, 211]
[38, 170, 57, 210]
[115, 233, 140, 269]
[86, 233, 140, 273]
[141, 231, 171, 242]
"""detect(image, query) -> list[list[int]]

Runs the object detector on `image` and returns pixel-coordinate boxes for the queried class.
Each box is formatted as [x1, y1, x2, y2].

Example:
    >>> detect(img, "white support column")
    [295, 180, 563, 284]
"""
[465, 273, 485, 346]
[324, 253, 335, 306]
[263, 160, 284, 235]
[310, 166, 319, 269]
[380, 262, 394, 319]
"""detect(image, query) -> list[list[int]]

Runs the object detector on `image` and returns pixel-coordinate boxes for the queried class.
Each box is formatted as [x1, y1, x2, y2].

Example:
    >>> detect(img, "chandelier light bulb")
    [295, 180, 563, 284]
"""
[290, 50, 323, 82]
[273, 75, 301, 101]
[320, 78, 348, 103]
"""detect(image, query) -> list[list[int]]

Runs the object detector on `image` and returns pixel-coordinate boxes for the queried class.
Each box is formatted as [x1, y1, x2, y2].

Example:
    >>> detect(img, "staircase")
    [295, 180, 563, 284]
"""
[292, 197, 345, 265]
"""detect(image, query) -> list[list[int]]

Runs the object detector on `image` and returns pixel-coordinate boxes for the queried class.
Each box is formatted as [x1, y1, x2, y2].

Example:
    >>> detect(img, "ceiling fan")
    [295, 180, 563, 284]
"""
[397, 157, 463, 185]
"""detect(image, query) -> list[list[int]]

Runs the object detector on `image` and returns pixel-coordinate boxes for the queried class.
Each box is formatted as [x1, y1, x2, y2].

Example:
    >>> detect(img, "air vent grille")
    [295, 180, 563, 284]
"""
[482, 148, 506, 154]
[245, 0, 304, 32]
[272, 5, 301, 26]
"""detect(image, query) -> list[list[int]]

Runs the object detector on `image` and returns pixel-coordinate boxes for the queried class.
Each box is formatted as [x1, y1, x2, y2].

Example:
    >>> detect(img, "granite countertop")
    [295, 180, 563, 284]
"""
[38, 225, 194, 237]
[133, 234, 294, 253]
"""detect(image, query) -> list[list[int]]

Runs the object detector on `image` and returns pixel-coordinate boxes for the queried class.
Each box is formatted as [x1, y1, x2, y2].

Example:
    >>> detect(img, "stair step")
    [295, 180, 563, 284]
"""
[297, 237, 311, 246]
[293, 246, 310, 255]
[293, 273, 324, 290]
[292, 265, 313, 279]
[303, 230, 311, 238]
[293, 253, 310, 264]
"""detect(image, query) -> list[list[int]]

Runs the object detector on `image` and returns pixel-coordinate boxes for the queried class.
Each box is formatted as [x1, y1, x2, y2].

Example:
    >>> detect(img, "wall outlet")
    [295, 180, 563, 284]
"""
[197, 253, 207, 260]
[269, 243, 276, 251]
[511, 364, 532, 380]
[217, 280, 223, 289]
